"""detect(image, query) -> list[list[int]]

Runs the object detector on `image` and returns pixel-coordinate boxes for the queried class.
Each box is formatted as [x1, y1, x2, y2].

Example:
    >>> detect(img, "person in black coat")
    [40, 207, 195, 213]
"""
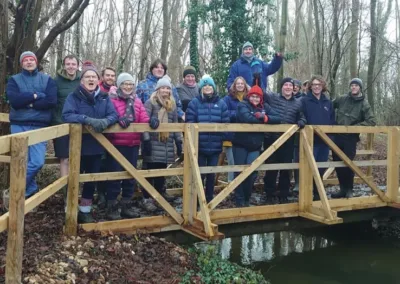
[232, 85, 280, 207]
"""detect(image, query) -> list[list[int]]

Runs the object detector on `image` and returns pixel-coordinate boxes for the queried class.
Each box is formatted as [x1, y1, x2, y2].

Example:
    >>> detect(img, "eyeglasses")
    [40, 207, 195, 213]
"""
[122, 83, 134, 87]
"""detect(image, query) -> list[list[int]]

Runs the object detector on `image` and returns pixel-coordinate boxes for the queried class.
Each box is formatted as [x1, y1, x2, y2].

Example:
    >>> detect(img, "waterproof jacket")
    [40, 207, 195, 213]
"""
[7, 68, 57, 126]
[186, 94, 230, 155]
[301, 92, 336, 144]
[223, 93, 244, 143]
[266, 93, 306, 124]
[62, 87, 118, 155]
[52, 69, 81, 124]
[226, 54, 282, 91]
[333, 93, 376, 126]
[136, 73, 184, 118]
[176, 83, 198, 112]
[232, 99, 281, 151]
[107, 95, 150, 147]
[143, 98, 182, 164]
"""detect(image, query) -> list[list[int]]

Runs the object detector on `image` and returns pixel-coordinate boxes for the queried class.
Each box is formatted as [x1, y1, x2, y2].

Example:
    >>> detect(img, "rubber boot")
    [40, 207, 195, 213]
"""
[78, 211, 94, 224]
[106, 200, 121, 221]
[121, 198, 140, 218]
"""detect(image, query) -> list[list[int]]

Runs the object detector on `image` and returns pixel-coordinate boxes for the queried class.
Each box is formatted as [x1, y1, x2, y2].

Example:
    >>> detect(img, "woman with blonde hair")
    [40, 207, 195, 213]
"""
[141, 76, 183, 211]
[222, 76, 250, 182]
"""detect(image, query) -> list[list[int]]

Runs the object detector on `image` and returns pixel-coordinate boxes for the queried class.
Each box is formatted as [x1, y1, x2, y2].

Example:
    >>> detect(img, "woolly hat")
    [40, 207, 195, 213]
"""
[20, 51, 37, 65]
[350, 78, 363, 90]
[81, 60, 100, 79]
[293, 79, 302, 87]
[117, 72, 135, 88]
[155, 76, 172, 90]
[199, 75, 216, 92]
[243, 41, 253, 50]
[247, 85, 264, 104]
[183, 66, 196, 78]
[280, 77, 294, 89]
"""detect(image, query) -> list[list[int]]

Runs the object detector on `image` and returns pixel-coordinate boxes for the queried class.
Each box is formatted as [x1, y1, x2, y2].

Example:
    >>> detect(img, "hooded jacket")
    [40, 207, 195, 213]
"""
[333, 93, 376, 126]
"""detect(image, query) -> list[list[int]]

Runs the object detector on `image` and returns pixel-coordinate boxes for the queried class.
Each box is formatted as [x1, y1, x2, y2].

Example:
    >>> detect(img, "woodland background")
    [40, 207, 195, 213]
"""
[0, 0, 399, 128]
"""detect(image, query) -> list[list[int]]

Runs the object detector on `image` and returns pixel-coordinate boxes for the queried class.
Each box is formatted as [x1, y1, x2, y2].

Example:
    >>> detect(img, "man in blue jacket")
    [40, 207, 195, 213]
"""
[6, 51, 57, 198]
[226, 42, 283, 92]
[301, 75, 335, 200]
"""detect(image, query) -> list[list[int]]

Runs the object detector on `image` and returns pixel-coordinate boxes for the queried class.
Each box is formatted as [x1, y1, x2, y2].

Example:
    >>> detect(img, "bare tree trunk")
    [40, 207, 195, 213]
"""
[160, 0, 170, 61]
[57, 0, 69, 71]
[189, 0, 199, 73]
[312, 0, 323, 75]
[349, 0, 359, 78]
[328, 0, 341, 99]
[367, 0, 377, 110]
[276, 0, 288, 92]
[139, 0, 153, 80]
[0, 0, 8, 118]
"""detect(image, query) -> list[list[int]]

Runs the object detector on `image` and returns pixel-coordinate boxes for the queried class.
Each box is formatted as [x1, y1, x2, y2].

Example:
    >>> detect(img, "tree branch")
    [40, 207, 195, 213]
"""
[37, 0, 66, 31]
[8, 0, 16, 16]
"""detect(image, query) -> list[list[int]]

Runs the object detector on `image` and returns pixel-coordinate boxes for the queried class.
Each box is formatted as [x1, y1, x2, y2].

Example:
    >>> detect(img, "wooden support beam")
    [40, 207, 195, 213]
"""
[181, 218, 224, 241]
[182, 124, 193, 224]
[316, 125, 388, 134]
[314, 127, 390, 202]
[301, 131, 335, 220]
[299, 126, 313, 211]
[366, 134, 374, 178]
[386, 128, 399, 201]
[323, 167, 335, 180]
[194, 123, 293, 133]
[101, 123, 184, 133]
[323, 176, 373, 186]
[65, 124, 82, 236]
[191, 125, 199, 221]
[5, 136, 28, 283]
[187, 125, 214, 237]
[79, 168, 183, 182]
[0, 112, 9, 122]
[0, 155, 10, 163]
[208, 125, 299, 211]
[299, 212, 343, 225]
[87, 127, 184, 225]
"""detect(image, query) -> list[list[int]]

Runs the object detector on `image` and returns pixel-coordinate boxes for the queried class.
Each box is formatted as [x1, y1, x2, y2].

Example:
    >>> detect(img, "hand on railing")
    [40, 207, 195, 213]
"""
[149, 117, 160, 129]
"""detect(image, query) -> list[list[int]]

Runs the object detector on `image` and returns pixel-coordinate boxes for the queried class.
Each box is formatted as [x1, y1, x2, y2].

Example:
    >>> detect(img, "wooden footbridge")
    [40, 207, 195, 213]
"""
[0, 112, 399, 282]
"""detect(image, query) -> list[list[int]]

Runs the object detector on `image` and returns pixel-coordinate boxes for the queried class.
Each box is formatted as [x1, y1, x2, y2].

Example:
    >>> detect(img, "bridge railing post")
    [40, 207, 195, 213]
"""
[183, 124, 193, 224]
[386, 127, 399, 202]
[299, 126, 314, 212]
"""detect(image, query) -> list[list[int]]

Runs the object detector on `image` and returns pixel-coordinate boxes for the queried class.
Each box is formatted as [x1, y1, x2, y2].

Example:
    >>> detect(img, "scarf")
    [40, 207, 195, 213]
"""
[242, 54, 255, 64]
[79, 85, 100, 105]
[116, 89, 136, 122]
[151, 91, 176, 142]
[236, 91, 245, 102]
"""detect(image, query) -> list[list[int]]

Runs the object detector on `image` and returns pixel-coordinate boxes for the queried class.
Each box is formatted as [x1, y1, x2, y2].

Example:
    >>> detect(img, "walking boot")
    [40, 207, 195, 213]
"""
[78, 211, 94, 224]
[331, 186, 348, 199]
[106, 200, 121, 221]
[120, 198, 140, 219]
[97, 191, 107, 210]
[141, 198, 158, 212]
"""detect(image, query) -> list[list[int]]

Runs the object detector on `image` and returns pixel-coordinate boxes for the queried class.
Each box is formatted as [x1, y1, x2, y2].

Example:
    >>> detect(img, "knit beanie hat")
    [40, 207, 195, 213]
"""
[293, 79, 302, 87]
[243, 41, 253, 50]
[155, 76, 172, 90]
[247, 85, 264, 104]
[183, 66, 196, 78]
[117, 72, 135, 88]
[280, 77, 294, 89]
[20, 51, 37, 65]
[350, 78, 363, 90]
[199, 75, 216, 92]
[81, 60, 100, 79]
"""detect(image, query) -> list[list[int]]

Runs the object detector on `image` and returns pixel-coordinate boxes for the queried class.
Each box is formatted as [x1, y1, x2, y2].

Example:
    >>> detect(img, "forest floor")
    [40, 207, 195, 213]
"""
[0, 134, 387, 283]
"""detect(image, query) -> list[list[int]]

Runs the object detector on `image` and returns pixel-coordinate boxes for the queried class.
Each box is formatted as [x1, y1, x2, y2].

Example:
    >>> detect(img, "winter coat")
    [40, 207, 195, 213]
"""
[232, 99, 281, 151]
[186, 94, 230, 155]
[226, 54, 282, 91]
[301, 92, 336, 144]
[294, 92, 306, 99]
[7, 68, 57, 127]
[107, 95, 150, 147]
[266, 93, 306, 124]
[62, 87, 118, 155]
[52, 69, 81, 124]
[136, 73, 184, 118]
[99, 81, 112, 93]
[143, 99, 182, 164]
[222, 92, 244, 144]
[176, 83, 199, 112]
[333, 93, 376, 126]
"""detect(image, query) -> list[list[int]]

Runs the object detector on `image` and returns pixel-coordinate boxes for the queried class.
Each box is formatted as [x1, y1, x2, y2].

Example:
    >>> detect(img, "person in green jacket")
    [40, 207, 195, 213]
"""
[52, 55, 81, 185]
[331, 78, 376, 198]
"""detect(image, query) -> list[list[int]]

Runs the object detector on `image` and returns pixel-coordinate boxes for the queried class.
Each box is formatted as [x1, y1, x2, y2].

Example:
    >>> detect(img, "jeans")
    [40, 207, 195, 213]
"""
[263, 136, 294, 198]
[232, 146, 259, 206]
[332, 135, 358, 190]
[11, 125, 47, 197]
[144, 162, 168, 198]
[80, 155, 103, 200]
[106, 146, 139, 201]
[198, 153, 219, 202]
[223, 146, 235, 182]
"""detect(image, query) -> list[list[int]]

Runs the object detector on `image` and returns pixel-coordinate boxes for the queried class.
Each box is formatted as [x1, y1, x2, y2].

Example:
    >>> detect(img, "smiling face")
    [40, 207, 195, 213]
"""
[243, 46, 253, 57]
[183, 74, 196, 86]
[350, 84, 361, 95]
[248, 94, 261, 106]
[102, 69, 116, 86]
[159, 86, 171, 98]
[152, 64, 166, 78]
[22, 57, 37, 72]
[120, 80, 135, 95]
[235, 78, 246, 92]
[293, 85, 300, 94]
[64, 58, 79, 77]
[202, 85, 214, 95]
[311, 79, 323, 96]
[281, 82, 294, 99]
[81, 70, 99, 92]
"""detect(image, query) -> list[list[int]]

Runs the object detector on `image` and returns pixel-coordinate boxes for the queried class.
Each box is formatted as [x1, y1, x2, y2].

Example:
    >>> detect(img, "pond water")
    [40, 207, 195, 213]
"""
[197, 221, 400, 284]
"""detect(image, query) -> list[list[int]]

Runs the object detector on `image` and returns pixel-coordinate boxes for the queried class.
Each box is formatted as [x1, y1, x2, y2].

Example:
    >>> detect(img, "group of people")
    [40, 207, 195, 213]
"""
[6, 41, 376, 223]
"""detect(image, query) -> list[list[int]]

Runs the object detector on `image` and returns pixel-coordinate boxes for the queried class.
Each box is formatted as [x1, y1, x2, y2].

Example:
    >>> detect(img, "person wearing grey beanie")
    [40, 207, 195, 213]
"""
[117, 72, 135, 88]
[155, 76, 172, 90]
[331, 77, 376, 199]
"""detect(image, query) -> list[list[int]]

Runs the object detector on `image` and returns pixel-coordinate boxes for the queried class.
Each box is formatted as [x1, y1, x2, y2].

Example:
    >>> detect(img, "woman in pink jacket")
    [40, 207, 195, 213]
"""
[106, 73, 150, 220]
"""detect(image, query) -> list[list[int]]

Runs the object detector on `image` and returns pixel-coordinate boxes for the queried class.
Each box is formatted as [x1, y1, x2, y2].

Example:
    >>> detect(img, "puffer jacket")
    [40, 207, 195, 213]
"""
[143, 98, 182, 164]
[333, 93, 376, 126]
[186, 94, 230, 155]
[107, 95, 150, 146]
[265, 92, 306, 124]
[223, 92, 244, 143]
[232, 99, 281, 151]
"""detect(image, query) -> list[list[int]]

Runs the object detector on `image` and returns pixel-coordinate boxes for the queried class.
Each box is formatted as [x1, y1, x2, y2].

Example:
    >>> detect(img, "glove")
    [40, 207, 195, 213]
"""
[297, 120, 306, 129]
[149, 117, 160, 129]
[254, 112, 269, 123]
[142, 141, 151, 156]
[85, 117, 109, 133]
[118, 117, 130, 129]
[176, 141, 183, 157]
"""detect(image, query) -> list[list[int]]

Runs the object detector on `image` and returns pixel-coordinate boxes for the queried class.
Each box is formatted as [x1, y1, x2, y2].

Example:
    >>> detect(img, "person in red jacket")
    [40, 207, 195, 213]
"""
[105, 72, 150, 220]
[99, 66, 116, 93]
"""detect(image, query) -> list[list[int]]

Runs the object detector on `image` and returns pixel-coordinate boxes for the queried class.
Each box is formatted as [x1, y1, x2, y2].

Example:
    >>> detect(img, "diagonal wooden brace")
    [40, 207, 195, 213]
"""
[314, 127, 389, 202]
[87, 128, 184, 225]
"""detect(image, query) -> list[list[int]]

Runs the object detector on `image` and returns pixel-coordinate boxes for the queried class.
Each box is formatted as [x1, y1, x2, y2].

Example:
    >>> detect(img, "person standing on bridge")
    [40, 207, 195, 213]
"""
[331, 78, 376, 198]
[176, 66, 199, 113]
[6, 51, 57, 198]
[99, 67, 117, 94]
